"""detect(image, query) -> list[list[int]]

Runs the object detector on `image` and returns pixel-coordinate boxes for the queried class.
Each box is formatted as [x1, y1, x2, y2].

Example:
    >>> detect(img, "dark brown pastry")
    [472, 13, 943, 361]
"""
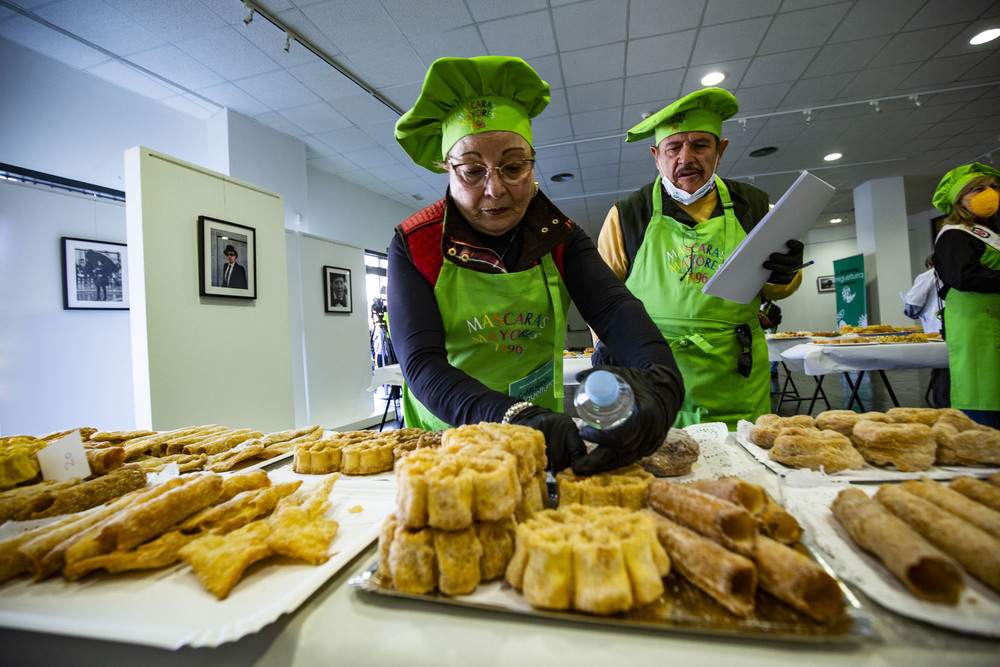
[639, 428, 700, 476]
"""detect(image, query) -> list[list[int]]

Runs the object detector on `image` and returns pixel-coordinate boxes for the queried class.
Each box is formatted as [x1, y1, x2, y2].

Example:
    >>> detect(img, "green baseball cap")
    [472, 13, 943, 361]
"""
[626, 87, 739, 145]
[395, 56, 550, 173]
[932, 162, 1000, 214]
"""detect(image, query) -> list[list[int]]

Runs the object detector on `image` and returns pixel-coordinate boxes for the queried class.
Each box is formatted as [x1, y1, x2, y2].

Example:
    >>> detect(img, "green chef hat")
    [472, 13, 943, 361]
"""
[626, 87, 739, 145]
[395, 56, 550, 173]
[932, 162, 1000, 214]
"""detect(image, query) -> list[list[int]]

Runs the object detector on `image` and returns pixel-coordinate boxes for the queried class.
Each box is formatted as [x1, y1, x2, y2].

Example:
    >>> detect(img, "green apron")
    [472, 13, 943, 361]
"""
[941, 228, 1000, 410]
[625, 175, 770, 429]
[402, 253, 570, 430]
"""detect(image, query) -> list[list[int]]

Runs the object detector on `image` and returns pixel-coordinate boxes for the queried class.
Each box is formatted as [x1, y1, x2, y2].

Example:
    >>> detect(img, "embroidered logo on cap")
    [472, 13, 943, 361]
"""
[457, 99, 496, 132]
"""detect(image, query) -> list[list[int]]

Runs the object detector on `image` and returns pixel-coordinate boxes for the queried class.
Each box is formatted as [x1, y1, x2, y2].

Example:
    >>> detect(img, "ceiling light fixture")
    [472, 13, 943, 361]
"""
[830, 218, 842, 224]
[738, 118, 748, 131]
[550, 173, 575, 182]
[908, 94, 921, 107]
[243, 2, 254, 25]
[749, 146, 778, 158]
[970, 28, 1000, 45]
[803, 109, 813, 124]
[824, 153, 843, 161]
[870, 100, 881, 113]
[284, 32, 293, 53]
[701, 71, 725, 86]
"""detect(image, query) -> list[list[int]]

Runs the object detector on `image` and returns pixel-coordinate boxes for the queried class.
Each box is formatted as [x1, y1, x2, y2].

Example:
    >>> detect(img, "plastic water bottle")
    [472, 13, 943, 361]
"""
[574, 369, 635, 430]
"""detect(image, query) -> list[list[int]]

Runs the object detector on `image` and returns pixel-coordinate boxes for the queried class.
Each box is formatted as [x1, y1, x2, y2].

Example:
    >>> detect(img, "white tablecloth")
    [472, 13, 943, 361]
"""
[780, 341, 949, 376]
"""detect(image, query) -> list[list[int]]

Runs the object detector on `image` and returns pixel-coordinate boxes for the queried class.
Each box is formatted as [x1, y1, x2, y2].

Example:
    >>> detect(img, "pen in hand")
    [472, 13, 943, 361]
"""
[790, 260, 814, 272]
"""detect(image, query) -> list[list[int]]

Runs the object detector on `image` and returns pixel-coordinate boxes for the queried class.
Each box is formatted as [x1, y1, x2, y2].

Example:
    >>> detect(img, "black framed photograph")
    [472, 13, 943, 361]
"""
[61, 237, 129, 310]
[198, 216, 257, 299]
[324, 266, 352, 313]
[817, 275, 836, 293]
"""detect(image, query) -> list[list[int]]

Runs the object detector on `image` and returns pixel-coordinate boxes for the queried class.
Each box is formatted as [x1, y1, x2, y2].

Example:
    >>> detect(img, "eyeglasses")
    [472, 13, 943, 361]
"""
[225, 252, 236, 257]
[447, 159, 535, 187]
[679, 228, 699, 282]
[735, 324, 752, 378]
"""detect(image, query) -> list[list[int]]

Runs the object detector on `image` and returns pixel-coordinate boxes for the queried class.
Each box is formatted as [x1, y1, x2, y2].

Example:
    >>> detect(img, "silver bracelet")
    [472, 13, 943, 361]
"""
[502, 401, 534, 424]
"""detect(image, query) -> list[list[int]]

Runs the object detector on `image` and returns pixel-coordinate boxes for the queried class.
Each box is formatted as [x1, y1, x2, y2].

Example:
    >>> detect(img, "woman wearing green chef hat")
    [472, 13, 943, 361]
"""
[931, 162, 1000, 429]
[388, 56, 684, 475]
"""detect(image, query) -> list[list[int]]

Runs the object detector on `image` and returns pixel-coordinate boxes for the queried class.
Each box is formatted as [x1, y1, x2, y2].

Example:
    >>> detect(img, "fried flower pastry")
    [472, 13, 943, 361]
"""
[815, 410, 892, 436]
[850, 420, 936, 472]
[555, 464, 653, 509]
[748, 414, 817, 449]
[831, 487, 963, 605]
[886, 407, 941, 426]
[932, 410, 1000, 465]
[769, 427, 865, 473]
[179, 520, 274, 599]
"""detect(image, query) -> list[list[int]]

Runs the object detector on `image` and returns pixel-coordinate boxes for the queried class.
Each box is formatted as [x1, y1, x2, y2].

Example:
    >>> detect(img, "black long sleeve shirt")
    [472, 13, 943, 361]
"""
[387, 190, 680, 427]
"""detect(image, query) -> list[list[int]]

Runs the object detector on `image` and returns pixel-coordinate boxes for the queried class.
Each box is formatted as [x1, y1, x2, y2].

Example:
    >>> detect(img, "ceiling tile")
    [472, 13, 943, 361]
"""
[479, 11, 557, 58]
[566, 78, 624, 114]
[757, 4, 852, 55]
[176, 25, 280, 80]
[626, 29, 697, 76]
[233, 68, 322, 110]
[560, 42, 625, 87]
[552, 0, 626, 50]
[379, 0, 473, 37]
[690, 17, 770, 65]
[465, 0, 548, 22]
[628, 0, 705, 38]
[703, 0, 782, 26]
[829, 0, 923, 42]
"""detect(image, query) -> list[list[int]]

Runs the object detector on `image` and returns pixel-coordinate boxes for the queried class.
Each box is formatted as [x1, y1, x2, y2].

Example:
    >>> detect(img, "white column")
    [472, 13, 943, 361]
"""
[852, 176, 912, 326]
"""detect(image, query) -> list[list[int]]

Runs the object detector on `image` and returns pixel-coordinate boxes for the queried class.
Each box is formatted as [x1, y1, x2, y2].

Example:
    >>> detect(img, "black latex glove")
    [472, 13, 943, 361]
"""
[572, 364, 683, 476]
[509, 405, 588, 473]
[762, 239, 805, 285]
[591, 339, 617, 367]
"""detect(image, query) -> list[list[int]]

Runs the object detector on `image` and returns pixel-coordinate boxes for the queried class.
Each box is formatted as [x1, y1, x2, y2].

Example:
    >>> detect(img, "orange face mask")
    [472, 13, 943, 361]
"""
[965, 187, 999, 218]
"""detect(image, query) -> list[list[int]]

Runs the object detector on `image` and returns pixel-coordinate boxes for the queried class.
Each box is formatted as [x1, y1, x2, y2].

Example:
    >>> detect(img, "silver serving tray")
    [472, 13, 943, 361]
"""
[350, 543, 876, 644]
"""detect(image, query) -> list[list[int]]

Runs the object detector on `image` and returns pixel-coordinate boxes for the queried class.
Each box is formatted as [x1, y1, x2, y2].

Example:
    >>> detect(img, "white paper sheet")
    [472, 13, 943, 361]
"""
[702, 171, 836, 303]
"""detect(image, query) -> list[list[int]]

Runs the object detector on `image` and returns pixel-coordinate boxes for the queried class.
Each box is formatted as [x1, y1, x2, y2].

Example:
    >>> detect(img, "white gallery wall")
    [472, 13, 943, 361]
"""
[0, 180, 134, 436]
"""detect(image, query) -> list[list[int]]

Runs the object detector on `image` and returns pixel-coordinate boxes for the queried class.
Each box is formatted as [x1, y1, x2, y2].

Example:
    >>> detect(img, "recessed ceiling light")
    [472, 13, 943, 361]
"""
[824, 152, 843, 161]
[749, 146, 778, 158]
[830, 218, 842, 224]
[701, 71, 726, 86]
[550, 173, 575, 182]
[970, 28, 1000, 45]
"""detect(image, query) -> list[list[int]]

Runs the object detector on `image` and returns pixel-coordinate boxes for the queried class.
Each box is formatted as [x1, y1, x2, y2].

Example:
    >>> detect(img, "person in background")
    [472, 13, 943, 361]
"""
[596, 88, 804, 429]
[221, 244, 248, 289]
[903, 254, 949, 407]
[931, 162, 1000, 428]
[758, 297, 782, 384]
[388, 56, 684, 475]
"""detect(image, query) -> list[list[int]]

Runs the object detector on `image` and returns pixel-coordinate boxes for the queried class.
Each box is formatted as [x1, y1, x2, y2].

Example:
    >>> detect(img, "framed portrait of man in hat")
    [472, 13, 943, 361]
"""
[323, 266, 352, 313]
[198, 215, 257, 299]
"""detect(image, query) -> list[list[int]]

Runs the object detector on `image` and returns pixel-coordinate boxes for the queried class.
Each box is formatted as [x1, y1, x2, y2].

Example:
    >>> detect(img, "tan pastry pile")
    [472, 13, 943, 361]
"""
[0, 470, 342, 599]
[831, 472, 1000, 604]
[555, 464, 652, 509]
[647, 478, 841, 622]
[505, 505, 671, 615]
[376, 422, 546, 596]
[637, 427, 700, 476]
[750, 408, 1000, 472]
[293, 428, 441, 475]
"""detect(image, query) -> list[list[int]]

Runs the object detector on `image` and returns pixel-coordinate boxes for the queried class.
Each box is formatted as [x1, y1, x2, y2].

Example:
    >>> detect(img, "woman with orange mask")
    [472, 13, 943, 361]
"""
[931, 162, 1000, 428]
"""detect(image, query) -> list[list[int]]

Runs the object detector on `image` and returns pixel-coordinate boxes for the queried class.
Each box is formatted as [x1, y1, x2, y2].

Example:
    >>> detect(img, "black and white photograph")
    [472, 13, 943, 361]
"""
[198, 215, 256, 299]
[61, 237, 128, 310]
[324, 266, 351, 313]
[817, 275, 836, 293]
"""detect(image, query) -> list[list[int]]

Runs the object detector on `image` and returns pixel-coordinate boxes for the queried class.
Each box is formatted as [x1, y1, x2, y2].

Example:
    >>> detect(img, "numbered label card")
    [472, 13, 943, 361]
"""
[37, 430, 93, 482]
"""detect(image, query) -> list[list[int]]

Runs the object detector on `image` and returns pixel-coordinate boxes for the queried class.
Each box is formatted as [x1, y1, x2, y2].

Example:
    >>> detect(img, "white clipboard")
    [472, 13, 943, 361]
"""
[701, 171, 836, 304]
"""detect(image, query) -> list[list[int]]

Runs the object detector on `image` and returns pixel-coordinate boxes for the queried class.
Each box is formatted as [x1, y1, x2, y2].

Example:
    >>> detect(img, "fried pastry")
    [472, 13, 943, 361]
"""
[206, 440, 266, 472]
[267, 504, 339, 565]
[645, 509, 756, 617]
[876, 484, 1000, 593]
[0, 435, 47, 490]
[749, 414, 818, 449]
[84, 446, 125, 475]
[850, 420, 936, 472]
[815, 410, 892, 436]
[950, 475, 1000, 512]
[28, 464, 146, 519]
[647, 479, 757, 556]
[769, 427, 865, 473]
[755, 494, 803, 544]
[184, 429, 263, 456]
[932, 411, 1000, 465]
[831, 487, 963, 604]
[687, 476, 765, 514]
[755, 535, 843, 623]
[898, 478, 1000, 540]
[179, 520, 274, 599]
[294, 436, 348, 474]
[0, 478, 81, 523]
[506, 505, 670, 615]
[89, 429, 156, 442]
[62, 530, 195, 581]
[638, 428, 700, 476]
[441, 422, 547, 484]
[886, 407, 941, 426]
[555, 464, 653, 509]
[177, 481, 300, 534]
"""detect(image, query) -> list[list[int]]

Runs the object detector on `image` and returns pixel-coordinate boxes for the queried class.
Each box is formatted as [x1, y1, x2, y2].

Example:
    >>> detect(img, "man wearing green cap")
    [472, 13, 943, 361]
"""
[596, 88, 805, 429]
[388, 56, 685, 475]
[931, 161, 1000, 428]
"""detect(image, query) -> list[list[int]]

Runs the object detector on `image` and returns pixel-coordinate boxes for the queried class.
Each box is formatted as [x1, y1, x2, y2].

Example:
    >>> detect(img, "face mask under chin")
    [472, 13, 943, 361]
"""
[663, 172, 716, 205]
[965, 188, 999, 218]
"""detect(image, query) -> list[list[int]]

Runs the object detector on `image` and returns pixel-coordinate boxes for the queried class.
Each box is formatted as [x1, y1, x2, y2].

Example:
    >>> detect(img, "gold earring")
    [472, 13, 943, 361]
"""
[533, 182, 539, 197]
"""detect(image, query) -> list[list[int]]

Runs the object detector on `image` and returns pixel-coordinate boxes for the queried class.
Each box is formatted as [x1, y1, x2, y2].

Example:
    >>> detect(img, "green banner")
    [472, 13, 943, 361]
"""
[834, 254, 867, 329]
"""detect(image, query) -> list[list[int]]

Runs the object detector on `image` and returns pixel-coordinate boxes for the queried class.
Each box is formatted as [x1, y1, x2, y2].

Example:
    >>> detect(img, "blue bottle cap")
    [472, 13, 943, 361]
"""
[585, 370, 620, 406]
